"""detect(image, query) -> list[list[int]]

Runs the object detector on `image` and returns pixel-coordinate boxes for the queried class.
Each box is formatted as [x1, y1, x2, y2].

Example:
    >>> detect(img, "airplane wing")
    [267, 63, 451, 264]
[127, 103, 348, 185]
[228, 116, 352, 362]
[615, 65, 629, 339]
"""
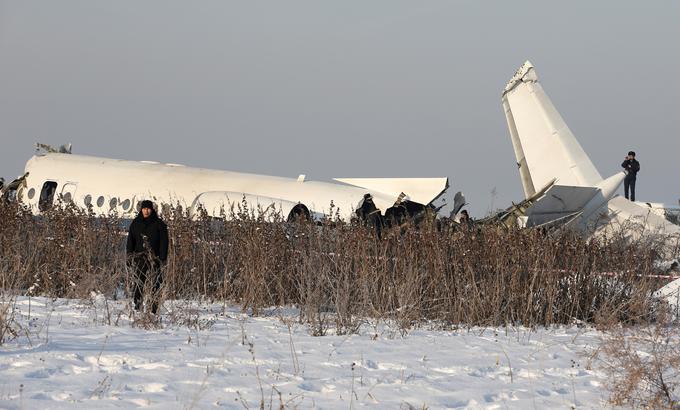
[333, 177, 449, 206]
[599, 197, 680, 260]
[635, 201, 680, 226]
[604, 197, 680, 236]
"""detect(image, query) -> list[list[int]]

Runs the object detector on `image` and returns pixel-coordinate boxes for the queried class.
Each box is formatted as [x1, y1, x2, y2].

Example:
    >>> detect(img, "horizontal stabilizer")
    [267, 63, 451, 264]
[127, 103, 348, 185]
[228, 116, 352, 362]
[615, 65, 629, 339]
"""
[526, 185, 599, 226]
[333, 177, 449, 206]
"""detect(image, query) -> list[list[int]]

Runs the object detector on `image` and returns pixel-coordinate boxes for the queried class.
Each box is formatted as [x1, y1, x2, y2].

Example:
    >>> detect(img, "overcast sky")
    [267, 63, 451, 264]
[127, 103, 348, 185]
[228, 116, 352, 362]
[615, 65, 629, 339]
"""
[1, 1, 678, 216]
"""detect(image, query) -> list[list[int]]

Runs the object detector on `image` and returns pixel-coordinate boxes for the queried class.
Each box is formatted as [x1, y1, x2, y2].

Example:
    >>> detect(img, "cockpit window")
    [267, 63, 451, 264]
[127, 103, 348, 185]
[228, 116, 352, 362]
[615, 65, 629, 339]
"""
[39, 181, 58, 211]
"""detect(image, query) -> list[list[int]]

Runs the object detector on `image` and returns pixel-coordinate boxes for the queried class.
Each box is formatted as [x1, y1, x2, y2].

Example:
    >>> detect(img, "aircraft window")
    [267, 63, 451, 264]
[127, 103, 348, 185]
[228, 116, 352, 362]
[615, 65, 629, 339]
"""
[110, 198, 118, 209]
[97, 196, 105, 207]
[27, 188, 35, 199]
[84, 195, 92, 206]
[121, 199, 131, 211]
[38, 181, 58, 212]
[63, 192, 72, 203]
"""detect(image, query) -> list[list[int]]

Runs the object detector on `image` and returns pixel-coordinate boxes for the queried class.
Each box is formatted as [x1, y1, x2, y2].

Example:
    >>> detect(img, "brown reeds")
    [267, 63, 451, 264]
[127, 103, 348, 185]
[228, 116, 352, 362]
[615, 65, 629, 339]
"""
[0, 199, 672, 331]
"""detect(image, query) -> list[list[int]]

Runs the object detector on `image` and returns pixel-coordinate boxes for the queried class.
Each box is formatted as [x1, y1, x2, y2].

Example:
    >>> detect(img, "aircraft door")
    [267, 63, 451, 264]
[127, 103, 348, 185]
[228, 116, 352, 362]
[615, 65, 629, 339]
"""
[38, 181, 58, 211]
[61, 182, 78, 205]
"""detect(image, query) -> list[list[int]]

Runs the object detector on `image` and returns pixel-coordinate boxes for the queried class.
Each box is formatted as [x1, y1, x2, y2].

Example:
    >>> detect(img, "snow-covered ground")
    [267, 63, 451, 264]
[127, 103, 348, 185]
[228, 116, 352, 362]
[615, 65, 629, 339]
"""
[0, 296, 611, 409]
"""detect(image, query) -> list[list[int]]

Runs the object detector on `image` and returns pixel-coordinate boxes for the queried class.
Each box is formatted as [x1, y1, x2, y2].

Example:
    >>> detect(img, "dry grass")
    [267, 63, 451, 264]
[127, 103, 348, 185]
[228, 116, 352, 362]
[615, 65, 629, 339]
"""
[0, 200, 671, 331]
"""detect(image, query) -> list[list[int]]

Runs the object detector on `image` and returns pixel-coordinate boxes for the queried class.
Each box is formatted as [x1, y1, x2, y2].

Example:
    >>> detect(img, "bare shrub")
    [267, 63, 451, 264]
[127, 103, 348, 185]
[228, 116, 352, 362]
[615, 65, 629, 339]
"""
[0, 295, 19, 345]
[600, 312, 680, 408]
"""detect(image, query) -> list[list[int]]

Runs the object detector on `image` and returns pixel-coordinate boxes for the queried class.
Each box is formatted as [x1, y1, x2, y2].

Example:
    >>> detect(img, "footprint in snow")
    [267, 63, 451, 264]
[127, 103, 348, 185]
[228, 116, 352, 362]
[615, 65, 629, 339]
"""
[298, 381, 321, 392]
[85, 354, 142, 368]
[133, 362, 172, 370]
[70, 364, 91, 375]
[442, 398, 479, 409]
[484, 392, 518, 402]
[132, 383, 167, 393]
[25, 367, 58, 379]
[364, 359, 378, 369]
[52, 392, 73, 401]
[432, 365, 467, 375]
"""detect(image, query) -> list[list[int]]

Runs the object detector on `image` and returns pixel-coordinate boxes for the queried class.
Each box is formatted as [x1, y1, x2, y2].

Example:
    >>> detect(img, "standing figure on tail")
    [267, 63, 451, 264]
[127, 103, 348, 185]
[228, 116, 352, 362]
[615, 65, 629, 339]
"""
[126, 200, 168, 314]
[621, 151, 640, 201]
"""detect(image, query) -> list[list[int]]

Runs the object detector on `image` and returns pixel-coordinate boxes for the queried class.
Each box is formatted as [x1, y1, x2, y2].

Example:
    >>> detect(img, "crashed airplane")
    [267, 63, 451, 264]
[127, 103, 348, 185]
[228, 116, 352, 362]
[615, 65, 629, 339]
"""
[1, 61, 676, 236]
[0, 145, 449, 224]
[500, 61, 680, 243]
[501, 61, 680, 311]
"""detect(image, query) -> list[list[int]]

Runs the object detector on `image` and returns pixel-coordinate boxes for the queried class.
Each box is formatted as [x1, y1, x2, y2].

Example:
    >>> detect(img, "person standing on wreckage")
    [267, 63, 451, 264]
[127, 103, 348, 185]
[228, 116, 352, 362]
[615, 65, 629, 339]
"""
[621, 151, 640, 201]
[126, 200, 169, 314]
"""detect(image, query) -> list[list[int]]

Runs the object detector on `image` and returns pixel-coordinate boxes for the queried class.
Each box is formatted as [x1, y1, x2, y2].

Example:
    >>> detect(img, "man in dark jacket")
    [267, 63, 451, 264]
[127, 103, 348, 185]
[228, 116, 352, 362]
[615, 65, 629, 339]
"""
[126, 200, 168, 314]
[621, 151, 640, 201]
[458, 209, 473, 227]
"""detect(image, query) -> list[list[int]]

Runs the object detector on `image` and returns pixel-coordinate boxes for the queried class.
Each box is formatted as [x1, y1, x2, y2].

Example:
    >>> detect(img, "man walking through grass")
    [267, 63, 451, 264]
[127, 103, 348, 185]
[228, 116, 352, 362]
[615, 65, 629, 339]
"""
[126, 200, 168, 314]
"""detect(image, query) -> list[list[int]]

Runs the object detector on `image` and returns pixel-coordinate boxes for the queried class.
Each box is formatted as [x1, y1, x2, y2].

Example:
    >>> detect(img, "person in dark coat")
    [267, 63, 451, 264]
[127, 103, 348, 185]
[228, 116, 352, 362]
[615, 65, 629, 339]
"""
[356, 193, 384, 237]
[458, 209, 473, 227]
[621, 151, 640, 201]
[126, 200, 168, 314]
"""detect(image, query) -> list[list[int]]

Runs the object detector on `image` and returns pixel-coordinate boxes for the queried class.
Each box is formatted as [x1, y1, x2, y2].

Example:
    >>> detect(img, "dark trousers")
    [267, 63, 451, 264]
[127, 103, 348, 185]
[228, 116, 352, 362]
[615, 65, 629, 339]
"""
[131, 254, 163, 313]
[624, 175, 636, 201]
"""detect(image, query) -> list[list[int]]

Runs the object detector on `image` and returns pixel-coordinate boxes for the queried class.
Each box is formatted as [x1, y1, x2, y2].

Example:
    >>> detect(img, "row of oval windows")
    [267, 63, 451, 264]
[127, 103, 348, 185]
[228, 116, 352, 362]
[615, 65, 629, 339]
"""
[27, 187, 134, 211]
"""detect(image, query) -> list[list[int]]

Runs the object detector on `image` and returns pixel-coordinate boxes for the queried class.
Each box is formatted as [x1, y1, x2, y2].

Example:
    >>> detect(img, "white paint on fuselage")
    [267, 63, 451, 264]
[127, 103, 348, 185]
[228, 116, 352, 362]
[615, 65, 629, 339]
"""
[20, 153, 447, 221]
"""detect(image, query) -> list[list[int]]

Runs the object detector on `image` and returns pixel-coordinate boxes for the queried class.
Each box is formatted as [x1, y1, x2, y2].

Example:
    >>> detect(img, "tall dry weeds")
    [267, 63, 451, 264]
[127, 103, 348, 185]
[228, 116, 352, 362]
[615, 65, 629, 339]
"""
[0, 200, 673, 331]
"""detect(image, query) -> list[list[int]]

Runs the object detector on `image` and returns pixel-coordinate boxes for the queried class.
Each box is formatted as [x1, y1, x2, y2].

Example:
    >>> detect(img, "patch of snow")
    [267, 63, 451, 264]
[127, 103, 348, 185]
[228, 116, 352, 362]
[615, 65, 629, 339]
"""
[0, 297, 610, 409]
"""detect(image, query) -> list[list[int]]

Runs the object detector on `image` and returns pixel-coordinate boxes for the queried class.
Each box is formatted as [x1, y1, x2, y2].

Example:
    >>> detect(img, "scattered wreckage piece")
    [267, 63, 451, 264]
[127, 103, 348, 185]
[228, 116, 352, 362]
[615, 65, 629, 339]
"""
[35, 142, 72, 154]
[0, 172, 28, 202]
[475, 178, 556, 229]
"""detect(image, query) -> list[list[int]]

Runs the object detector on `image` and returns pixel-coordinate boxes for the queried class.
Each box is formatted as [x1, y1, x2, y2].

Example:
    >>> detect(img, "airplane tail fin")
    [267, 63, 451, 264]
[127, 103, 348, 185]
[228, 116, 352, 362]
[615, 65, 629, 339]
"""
[502, 61, 603, 199]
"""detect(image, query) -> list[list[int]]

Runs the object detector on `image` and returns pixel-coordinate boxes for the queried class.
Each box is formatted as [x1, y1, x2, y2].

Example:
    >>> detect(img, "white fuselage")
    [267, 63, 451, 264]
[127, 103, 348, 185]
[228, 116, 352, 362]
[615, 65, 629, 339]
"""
[19, 153, 427, 221]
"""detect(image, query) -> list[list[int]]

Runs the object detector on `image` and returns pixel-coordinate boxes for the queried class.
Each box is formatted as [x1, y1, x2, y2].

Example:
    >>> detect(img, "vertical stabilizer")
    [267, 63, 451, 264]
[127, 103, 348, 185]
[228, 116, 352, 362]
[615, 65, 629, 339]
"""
[502, 61, 602, 199]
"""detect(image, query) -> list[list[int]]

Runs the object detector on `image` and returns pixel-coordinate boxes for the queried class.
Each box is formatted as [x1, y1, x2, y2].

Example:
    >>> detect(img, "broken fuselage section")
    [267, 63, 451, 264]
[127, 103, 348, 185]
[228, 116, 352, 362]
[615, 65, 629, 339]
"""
[11, 145, 449, 225]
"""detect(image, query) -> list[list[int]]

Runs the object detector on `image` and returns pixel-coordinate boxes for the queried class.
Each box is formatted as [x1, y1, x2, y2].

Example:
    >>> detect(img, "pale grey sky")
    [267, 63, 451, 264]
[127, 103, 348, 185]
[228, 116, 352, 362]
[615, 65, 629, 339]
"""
[1, 1, 678, 216]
